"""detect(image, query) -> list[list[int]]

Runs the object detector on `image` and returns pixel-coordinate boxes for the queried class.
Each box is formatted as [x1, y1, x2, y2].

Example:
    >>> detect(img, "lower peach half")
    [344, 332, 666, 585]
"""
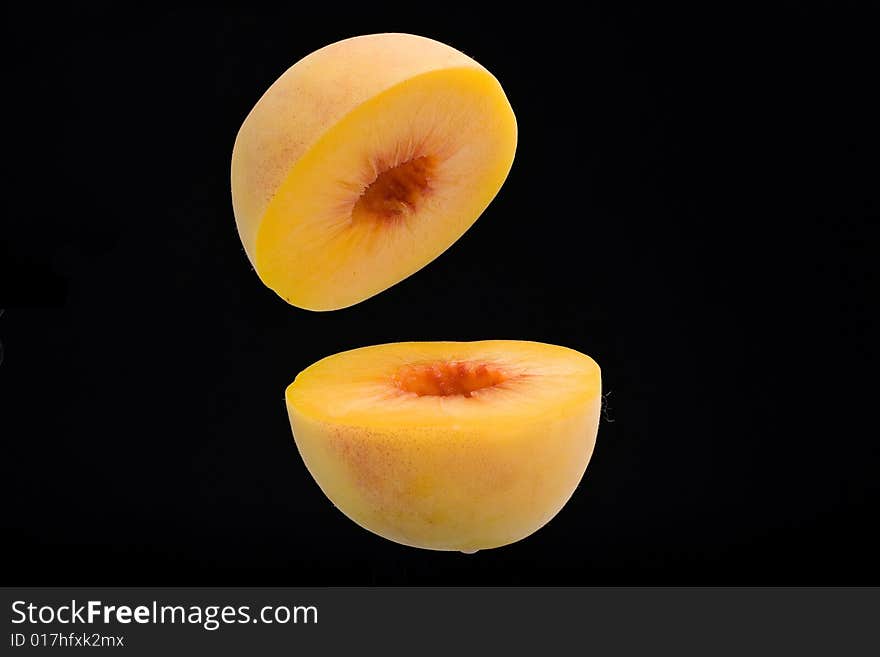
[285, 341, 601, 552]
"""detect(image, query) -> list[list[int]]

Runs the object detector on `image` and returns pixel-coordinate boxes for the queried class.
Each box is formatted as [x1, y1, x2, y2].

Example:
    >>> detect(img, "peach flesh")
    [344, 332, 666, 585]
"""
[393, 360, 510, 397]
[352, 156, 437, 225]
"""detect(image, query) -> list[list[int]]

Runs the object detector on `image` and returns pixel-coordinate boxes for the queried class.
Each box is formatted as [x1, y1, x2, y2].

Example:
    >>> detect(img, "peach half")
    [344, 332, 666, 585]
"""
[286, 341, 601, 552]
[232, 34, 518, 310]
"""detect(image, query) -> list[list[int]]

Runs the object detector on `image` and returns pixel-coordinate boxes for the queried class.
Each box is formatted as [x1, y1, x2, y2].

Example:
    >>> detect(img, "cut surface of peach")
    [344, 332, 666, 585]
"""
[232, 33, 517, 310]
[286, 341, 601, 552]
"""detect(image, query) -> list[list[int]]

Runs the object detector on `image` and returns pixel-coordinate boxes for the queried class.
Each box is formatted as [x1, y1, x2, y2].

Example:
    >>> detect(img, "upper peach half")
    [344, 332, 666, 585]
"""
[231, 33, 517, 310]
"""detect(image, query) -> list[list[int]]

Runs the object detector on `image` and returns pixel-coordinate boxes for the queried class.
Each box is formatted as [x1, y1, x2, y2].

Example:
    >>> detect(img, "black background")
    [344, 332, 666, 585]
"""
[1, 5, 876, 584]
